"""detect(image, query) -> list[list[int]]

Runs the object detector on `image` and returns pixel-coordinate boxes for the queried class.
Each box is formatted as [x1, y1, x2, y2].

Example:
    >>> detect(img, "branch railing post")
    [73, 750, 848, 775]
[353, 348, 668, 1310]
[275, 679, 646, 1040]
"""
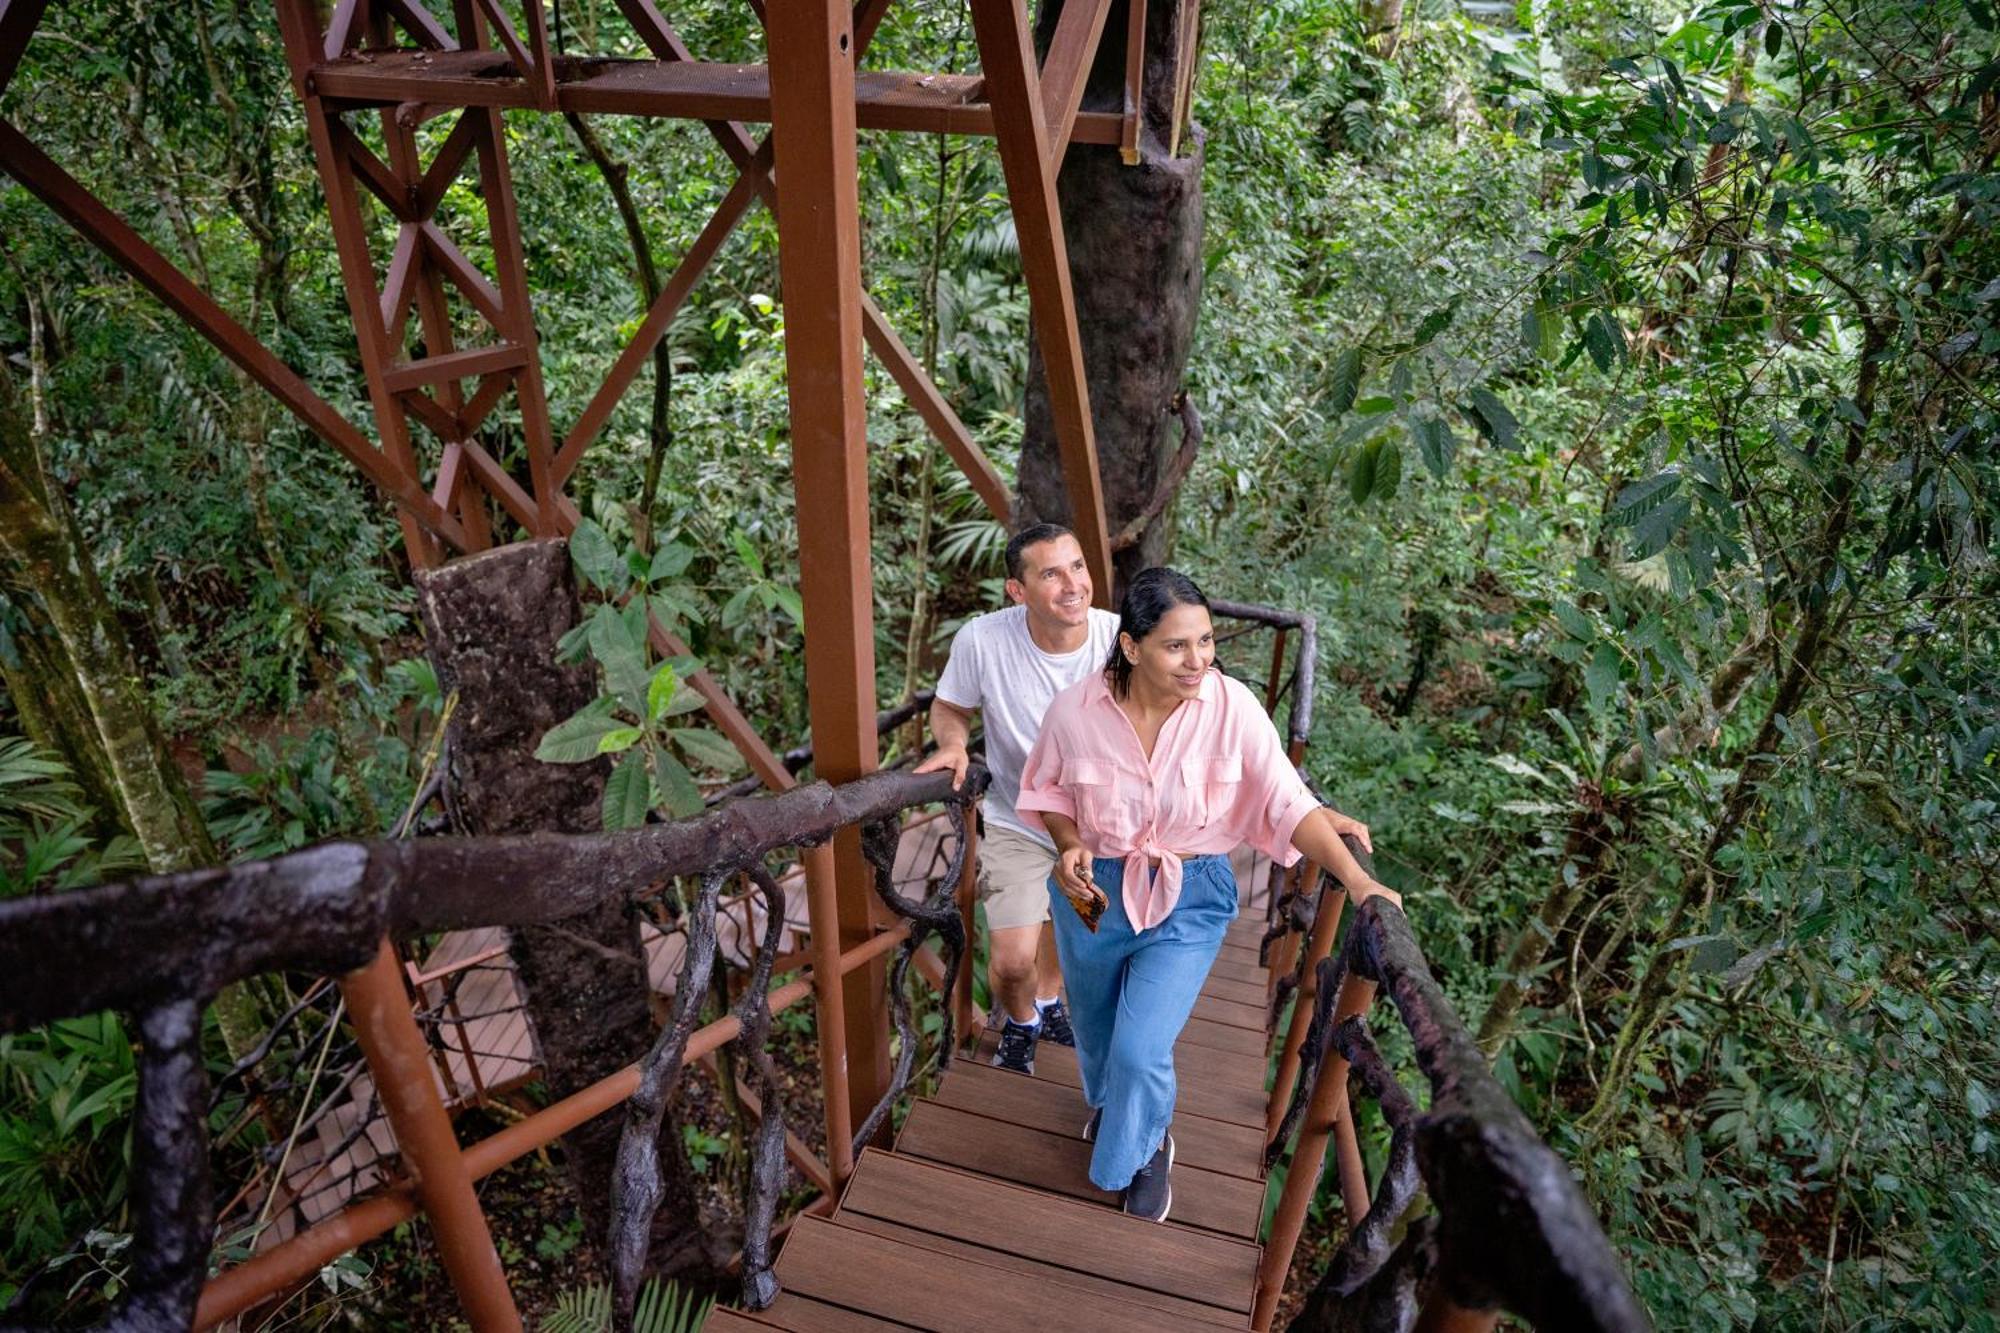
[1263, 625, 1289, 716]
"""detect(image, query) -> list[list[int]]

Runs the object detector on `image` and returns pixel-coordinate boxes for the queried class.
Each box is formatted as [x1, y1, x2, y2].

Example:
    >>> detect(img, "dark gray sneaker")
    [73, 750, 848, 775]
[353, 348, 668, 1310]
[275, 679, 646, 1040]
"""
[990, 1018, 1038, 1075]
[1122, 1132, 1174, 1222]
[1039, 998, 1076, 1048]
[1082, 1106, 1102, 1142]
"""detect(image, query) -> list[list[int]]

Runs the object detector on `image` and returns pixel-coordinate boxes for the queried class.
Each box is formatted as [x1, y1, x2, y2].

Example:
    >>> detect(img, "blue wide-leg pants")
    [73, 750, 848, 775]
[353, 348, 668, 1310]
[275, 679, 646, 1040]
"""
[1047, 854, 1237, 1190]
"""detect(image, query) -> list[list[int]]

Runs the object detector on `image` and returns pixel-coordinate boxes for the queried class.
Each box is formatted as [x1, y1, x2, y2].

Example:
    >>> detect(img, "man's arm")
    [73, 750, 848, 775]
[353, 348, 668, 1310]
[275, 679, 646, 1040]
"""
[913, 696, 975, 789]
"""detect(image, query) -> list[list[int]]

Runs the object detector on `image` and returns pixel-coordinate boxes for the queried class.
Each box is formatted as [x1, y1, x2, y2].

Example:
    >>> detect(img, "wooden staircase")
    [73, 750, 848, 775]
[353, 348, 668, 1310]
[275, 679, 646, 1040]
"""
[708, 915, 1276, 1330]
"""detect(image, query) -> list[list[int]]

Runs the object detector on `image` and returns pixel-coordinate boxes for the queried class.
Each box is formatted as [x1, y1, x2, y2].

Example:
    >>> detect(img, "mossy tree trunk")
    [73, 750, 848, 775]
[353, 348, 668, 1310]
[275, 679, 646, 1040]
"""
[0, 367, 215, 871]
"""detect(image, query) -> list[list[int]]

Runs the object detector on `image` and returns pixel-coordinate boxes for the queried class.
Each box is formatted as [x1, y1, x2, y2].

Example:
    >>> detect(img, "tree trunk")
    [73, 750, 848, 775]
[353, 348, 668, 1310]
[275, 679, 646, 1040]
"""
[0, 368, 216, 872]
[0, 587, 128, 833]
[412, 540, 718, 1277]
[1475, 790, 1620, 1057]
[1020, 1, 1205, 590]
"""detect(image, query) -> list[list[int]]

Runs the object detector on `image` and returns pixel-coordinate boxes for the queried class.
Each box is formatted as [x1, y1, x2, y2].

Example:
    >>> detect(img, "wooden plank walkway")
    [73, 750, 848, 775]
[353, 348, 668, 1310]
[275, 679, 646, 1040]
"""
[722, 913, 1275, 1329]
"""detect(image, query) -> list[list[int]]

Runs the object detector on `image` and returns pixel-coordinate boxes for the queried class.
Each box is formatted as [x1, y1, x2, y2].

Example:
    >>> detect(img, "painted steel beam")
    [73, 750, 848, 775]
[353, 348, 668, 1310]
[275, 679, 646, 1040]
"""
[305, 48, 1125, 144]
[766, 0, 891, 1166]
[1039, 0, 1116, 166]
[0, 0, 52, 102]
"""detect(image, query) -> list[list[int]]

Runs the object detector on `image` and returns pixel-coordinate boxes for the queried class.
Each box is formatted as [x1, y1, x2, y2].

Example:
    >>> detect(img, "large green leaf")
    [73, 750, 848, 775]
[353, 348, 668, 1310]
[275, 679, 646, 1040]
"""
[535, 698, 623, 764]
[602, 750, 652, 830]
[647, 662, 682, 723]
[1346, 441, 1376, 504]
[1414, 416, 1457, 479]
[568, 520, 625, 593]
[651, 749, 704, 818]
[589, 601, 653, 713]
[1327, 347, 1365, 417]
[1370, 439, 1403, 500]
[672, 726, 747, 774]
[648, 541, 695, 582]
[1467, 386, 1521, 451]
[1584, 642, 1622, 713]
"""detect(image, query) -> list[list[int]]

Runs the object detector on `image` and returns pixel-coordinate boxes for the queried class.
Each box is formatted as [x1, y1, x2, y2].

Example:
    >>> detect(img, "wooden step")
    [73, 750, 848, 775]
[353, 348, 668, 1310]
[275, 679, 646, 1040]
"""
[1178, 1016, 1272, 1060]
[702, 1311, 789, 1331]
[976, 1031, 1268, 1128]
[896, 1101, 1264, 1240]
[932, 1061, 1265, 1180]
[1216, 942, 1263, 970]
[1208, 956, 1268, 986]
[837, 1149, 1258, 1324]
[771, 1214, 1229, 1330]
[1192, 993, 1267, 1032]
[754, 1290, 909, 1330]
[1200, 974, 1271, 1009]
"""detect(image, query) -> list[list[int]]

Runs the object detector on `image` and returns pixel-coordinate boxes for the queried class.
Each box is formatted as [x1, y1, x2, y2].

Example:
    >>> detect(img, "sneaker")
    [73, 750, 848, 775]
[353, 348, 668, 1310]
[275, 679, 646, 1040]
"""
[1122, 1132, 1174, 1223]
[1082, 1106, 1102, 1142]
[990, 1017, 1039, 1075]
[1039, 998, 1077, 1048]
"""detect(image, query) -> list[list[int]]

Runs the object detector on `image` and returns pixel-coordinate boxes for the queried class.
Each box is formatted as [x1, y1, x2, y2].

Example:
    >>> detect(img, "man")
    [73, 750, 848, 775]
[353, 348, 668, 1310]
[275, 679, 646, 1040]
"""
[917, 523, 1119, 1074]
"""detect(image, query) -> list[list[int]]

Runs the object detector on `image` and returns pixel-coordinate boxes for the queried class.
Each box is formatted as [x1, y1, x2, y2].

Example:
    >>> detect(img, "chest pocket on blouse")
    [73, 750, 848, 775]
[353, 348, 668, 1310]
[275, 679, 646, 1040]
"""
[1180, 754, 1243, 827]
[1067, 757, 1144, 842]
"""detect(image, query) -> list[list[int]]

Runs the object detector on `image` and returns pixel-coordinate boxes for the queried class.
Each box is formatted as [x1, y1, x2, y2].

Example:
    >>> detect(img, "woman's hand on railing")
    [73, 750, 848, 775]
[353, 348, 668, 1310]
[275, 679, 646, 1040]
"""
[1349, 879, 1402, 911]
[1325, 809, 1372, 853]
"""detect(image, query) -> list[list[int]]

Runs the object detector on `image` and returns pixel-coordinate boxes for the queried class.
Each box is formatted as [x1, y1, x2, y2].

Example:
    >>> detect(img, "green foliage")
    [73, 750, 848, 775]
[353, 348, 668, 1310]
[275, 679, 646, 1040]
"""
[537, 521, 744, 825]
[0, 738, 143, 896]
[0, 1013, 135, 1300]
[539, 1277, 712, 1333]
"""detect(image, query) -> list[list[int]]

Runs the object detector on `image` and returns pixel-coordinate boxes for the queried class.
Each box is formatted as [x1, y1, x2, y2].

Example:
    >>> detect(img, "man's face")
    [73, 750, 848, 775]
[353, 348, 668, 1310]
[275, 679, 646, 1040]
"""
[1006, 535, 1092, 629]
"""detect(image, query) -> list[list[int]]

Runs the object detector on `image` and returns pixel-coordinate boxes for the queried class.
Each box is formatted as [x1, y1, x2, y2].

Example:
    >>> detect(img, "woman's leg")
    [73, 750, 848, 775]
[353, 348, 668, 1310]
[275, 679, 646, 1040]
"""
[1045, 857, 1135, 1111]
[1085, 857, 1237, 1191]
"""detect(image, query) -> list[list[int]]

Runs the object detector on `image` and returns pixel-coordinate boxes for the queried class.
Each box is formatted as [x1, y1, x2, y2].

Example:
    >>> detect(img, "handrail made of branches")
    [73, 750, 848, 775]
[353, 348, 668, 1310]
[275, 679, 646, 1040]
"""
[0, 765, 988, 1333]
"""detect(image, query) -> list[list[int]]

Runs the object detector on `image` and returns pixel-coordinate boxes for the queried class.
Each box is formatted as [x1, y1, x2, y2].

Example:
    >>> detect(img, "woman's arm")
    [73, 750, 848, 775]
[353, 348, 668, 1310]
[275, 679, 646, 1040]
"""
[1290, 807, 1402, 909]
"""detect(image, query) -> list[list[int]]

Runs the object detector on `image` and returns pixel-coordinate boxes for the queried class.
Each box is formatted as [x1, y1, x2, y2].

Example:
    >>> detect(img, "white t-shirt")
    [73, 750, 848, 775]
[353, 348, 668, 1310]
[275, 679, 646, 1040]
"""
[935, 604, 1121, 849]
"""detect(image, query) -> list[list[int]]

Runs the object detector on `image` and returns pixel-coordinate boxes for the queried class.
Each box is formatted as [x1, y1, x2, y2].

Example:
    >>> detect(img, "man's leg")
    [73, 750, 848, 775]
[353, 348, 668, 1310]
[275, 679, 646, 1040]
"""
[988, 924, 1043, 1025]
[978, 826, 1058, 1073]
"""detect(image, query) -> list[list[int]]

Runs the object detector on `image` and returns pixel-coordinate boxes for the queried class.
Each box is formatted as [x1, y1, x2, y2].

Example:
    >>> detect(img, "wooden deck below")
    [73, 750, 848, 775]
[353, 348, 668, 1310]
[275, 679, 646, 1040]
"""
[721, 915, 1274, 1329]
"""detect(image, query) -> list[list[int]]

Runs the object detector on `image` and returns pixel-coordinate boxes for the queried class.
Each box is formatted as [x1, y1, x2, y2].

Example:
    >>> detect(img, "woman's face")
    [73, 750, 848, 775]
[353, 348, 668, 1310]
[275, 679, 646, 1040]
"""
[1122, 602, 1215, 702]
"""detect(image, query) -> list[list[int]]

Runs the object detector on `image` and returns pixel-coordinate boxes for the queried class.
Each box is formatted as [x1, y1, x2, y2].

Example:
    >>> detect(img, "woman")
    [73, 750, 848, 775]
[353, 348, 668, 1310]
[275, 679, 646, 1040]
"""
[1015, 567, 1399, 1222]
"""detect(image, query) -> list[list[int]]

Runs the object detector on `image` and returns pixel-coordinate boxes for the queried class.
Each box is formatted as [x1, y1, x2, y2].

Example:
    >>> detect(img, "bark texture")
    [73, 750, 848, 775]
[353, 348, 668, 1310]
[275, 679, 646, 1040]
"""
[0, 367, 215, 871]
[412, 539, 712, 1274]
[1020, 1, 1206, 588]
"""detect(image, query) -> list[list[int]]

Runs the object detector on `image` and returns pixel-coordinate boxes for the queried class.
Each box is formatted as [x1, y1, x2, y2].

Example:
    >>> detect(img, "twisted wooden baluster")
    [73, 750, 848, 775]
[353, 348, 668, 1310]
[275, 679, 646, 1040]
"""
[611, 870, 722, 1331]
[848, 802, 971, 1157]
[734, 865, 789, 1310]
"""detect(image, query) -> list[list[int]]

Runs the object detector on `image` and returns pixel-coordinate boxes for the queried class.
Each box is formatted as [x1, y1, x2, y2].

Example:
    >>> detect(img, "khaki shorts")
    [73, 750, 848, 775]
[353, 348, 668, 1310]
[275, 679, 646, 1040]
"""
[977, 823, 1056, 931]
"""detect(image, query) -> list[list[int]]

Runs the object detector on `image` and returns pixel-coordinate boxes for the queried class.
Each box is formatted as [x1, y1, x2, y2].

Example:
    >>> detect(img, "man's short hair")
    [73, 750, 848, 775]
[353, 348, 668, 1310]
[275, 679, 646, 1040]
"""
[1005, 522, 1076, 582]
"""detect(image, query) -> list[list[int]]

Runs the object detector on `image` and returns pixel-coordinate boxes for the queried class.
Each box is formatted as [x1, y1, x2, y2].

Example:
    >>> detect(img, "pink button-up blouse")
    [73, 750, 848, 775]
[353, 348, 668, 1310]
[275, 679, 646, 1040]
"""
[1015, 667, 1321, 931]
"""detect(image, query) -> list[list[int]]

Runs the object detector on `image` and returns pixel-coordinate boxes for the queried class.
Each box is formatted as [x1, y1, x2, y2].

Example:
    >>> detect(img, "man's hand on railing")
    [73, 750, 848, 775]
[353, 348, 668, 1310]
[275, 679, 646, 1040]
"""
[912, 742, 970, 791]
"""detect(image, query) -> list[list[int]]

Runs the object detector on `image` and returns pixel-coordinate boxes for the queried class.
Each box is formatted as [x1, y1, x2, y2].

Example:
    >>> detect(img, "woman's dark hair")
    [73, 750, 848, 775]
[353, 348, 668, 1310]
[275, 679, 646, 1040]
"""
[1106, 567, 1210, 697]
